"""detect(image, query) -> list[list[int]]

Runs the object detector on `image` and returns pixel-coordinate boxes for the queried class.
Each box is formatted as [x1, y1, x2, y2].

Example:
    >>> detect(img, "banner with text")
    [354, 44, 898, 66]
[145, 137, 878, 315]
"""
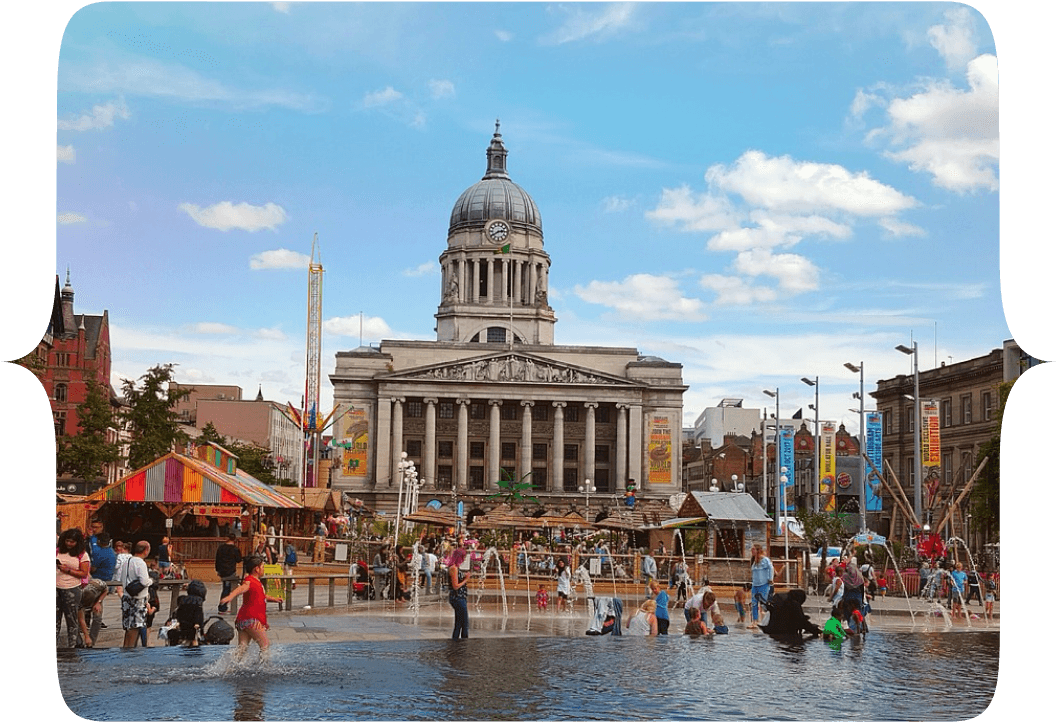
[921, 400, 941, 468]
[342, 406, 370, 478]
[820, 421, 837, 512]
[778, 426, 795, 515]
[865, 412, 884, 512]
[647, 413, 673, 485]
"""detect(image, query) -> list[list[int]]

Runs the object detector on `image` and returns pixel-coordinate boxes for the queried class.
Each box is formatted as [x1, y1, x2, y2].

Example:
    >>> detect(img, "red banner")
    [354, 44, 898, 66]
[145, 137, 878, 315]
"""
[191, 504, 241, 517]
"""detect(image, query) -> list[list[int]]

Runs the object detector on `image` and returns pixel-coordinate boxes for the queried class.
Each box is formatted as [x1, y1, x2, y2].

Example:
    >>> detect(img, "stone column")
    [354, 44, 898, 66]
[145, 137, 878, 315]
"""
[376, 399, 392, 490]
[424, 397, 437, 489]
[616, 403, 628, 490]
[514, 260, 523, 305]
[520, 401, 534, 486]
[390, 397, 405, 488]
[501, 261, 509, 307]
[584, 402, 597, 488]
[489, 400, 502, 490]
[456, 399, 470, 490]
[472, 260, 480, 304]
[528, 261, 537, 305]
[552, 402, 566, 493]
[629, 404, 644, 490]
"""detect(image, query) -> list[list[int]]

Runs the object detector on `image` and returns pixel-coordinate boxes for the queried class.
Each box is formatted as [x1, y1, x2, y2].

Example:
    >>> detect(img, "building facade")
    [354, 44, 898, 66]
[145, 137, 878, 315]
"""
[194, 398, 304, 486]
[170, 382, 244, 425]
[330, 126, 687, 516]
[872, 339, 1031, 544]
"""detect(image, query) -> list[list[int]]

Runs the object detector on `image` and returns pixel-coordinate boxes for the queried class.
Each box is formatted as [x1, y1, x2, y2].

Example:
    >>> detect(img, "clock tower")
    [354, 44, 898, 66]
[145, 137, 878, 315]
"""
[436, 122, 556, 345]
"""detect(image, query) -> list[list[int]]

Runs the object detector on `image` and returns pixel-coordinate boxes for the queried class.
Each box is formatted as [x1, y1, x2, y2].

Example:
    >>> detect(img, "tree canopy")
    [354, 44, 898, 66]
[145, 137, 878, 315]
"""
[57, 376, 121, 482]
[121, 364, 189, 470]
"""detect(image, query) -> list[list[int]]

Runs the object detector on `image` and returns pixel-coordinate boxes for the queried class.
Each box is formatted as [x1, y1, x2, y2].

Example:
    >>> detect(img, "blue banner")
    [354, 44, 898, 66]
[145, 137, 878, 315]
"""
[778, 426, 795, 515]
[865, 412, 883, 512]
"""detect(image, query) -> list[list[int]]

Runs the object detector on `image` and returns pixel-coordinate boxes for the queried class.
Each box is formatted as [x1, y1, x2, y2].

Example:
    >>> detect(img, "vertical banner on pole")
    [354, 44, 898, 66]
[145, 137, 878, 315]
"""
[778, 426, 795, 518]
[921, 400, 942, 504]
[820, 422, 837, 512]
[865, 412, 884, 511]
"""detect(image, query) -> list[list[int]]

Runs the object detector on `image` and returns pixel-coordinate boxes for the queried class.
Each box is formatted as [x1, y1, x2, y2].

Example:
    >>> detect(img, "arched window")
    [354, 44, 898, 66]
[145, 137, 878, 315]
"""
[54, 383, 68, 403]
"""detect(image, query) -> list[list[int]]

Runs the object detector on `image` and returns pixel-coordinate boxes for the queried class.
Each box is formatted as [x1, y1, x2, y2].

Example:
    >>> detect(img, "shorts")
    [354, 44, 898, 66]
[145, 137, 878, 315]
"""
[558, 591, 569, 599]
[236, 618, 267, 632]
[121, 596, 148, 630]
[734, 602, 745, 616]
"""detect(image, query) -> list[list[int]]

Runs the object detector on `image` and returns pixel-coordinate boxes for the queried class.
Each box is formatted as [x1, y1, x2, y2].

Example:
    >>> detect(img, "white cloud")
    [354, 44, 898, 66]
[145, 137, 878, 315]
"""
[708, 213, 852, 252]
[192, 322, 239, 334]
[250, 248, 311, 269]
[707, 150, 917, 217]
[877, 216, 926, 237]
[542, 3, 637, 45]
[428, 79, 455, 99]
[254, 327, 288, 340]
[849, 89, 883, 120]
[732, 249, 820, 294]
[881, 54, 998, 193]
[179, 201, 288, 232]
[495, 30, 513, 42]
[363, 86, 402, 108]
[645, 185, 740, 232]
[57, 99, 130, 131]
[927, 6, 978, 71]
[403, 261, 437, 277]
[574, 274, 707, 322]
[271, 1, 291, 13]
[60, 57, 324, 113]
[699, 274, 778, 306]
[323, 314, 393, 340]
[57, 212, 86, 225]
[57, 145, 76, 164]
[601, 195, 634, 213]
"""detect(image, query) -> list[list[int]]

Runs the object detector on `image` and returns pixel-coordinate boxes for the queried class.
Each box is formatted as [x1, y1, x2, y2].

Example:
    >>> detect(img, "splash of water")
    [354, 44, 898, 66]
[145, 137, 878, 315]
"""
[476, 547, 509, 617]
[881, 541, 918, 628]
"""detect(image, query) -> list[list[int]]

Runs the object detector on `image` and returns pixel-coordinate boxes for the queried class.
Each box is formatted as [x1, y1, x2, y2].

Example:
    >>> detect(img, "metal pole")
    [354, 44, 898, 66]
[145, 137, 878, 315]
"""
[813, 384, 820, 514]
[858, 363, 866, 533]
[913, 344, 922, 520]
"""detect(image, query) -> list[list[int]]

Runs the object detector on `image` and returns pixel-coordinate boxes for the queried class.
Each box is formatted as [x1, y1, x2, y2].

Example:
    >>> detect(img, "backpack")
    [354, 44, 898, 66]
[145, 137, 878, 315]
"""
[203, 616, 234, 645]
[285, 545, 298, 566]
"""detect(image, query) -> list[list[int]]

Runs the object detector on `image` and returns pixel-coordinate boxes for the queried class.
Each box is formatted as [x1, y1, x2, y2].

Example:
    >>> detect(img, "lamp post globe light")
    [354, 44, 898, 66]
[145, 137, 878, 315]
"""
[579, 479, 596, 509]
[800, 376, 820, 513]
[896, 342, 922, 520]
[844, 361, 867, 533]
[710, 478, 720, 493]
[395, 451, 418, 537]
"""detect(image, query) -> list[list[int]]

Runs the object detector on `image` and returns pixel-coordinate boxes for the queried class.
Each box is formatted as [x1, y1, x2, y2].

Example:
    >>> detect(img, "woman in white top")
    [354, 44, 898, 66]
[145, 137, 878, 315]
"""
[626, 598, 659, 636]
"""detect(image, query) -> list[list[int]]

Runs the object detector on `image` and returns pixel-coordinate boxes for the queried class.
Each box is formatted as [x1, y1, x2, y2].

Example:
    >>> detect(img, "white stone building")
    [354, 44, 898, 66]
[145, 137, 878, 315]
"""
[329, 126, 687, 517]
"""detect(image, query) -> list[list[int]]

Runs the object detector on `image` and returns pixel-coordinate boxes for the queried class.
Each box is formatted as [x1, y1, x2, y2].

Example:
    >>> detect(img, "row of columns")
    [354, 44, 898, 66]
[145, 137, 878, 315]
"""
[443, 255, 547, 305]
[386, 397, 642, 494]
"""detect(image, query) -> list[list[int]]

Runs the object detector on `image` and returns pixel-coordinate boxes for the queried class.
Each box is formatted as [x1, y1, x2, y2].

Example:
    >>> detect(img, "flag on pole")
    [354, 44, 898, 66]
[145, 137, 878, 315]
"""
[494, 243, 511, 254]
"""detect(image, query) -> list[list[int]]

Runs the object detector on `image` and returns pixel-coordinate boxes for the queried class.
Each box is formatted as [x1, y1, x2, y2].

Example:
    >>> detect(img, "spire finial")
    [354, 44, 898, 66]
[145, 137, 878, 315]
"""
[65, 266, 71, 286]
[495, 118, 501, 137]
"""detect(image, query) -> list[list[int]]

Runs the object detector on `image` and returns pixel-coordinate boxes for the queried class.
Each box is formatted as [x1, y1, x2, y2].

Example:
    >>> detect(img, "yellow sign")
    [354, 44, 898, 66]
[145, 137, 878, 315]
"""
[190, 504, 241, 517]
[647, 413, 673, 485]
[342, 407, 370, 478]
[261, 563, 286, 601]
[820, 422, 837, 511]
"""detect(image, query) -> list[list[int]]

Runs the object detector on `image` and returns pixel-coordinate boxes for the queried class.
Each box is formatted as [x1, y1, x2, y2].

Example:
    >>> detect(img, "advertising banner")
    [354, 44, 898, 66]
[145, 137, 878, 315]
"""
[342, 407, 370, 478]
[865, 412, 883, 511]
[778, 426, 795, 515]
[190, 504, 241, 517]
[647, 413, 673, 485]
[921, 400, 941, 468]
[820, 422, 837, 511]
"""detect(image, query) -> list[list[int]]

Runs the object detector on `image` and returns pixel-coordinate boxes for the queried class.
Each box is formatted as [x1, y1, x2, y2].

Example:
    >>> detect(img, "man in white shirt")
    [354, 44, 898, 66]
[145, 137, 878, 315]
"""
[423, 549, 438, 593]
[121, 541, 152, 648]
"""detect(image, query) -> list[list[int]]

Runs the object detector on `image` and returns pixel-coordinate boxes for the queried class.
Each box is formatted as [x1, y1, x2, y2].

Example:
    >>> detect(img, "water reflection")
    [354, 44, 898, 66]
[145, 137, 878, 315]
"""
[58, 630, 998, 721]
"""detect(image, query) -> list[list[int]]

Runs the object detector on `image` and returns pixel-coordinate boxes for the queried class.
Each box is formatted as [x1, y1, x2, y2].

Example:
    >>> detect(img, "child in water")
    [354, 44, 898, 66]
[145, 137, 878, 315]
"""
[683, 606, 712, 636]
[219, 554, 284, 660]
[734, 583, 750, 623]
[536, 584, 549, 611]
[822, 603, 847, 643]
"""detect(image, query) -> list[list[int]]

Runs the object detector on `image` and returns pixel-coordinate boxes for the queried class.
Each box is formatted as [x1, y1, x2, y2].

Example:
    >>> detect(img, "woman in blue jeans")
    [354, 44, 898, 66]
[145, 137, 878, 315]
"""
[447, 546, 470, 639]
[747, 543, 774, 629]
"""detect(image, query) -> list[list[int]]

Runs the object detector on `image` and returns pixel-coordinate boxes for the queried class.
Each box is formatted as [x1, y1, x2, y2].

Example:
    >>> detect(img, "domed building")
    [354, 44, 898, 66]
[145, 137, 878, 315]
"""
[330, 124, 687, 519]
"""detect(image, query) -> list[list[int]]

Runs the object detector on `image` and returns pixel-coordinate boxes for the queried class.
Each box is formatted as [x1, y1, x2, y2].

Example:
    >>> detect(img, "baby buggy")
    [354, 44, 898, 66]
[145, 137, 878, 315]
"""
[159, 580, 234, 646]
[351, 560, 375, 600]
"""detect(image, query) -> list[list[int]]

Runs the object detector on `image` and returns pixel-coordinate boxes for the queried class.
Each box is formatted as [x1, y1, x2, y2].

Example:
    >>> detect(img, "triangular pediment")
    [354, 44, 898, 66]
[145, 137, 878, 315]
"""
[384, 352, 641, 387]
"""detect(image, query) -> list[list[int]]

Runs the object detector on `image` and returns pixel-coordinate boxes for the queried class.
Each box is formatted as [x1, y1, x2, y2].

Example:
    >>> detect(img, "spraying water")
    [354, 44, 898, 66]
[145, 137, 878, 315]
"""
[476, 547, 509, 617]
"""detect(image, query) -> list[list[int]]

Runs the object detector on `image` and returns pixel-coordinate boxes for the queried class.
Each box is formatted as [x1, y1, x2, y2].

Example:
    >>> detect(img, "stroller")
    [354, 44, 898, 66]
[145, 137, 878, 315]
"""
[351, 560, 375, 600]
[160, 580, 234, 646]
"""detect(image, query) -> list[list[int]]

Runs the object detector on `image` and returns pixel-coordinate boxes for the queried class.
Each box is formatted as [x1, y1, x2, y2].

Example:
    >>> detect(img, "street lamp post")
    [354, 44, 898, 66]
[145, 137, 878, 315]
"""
[896, 342, 922, 520]
[844, 362, 867, 533]
[763, 388, 781, 528]
[579, 479, 596, 511]
[780, 466, 790, 583]
[394, 452, 417, 539]
[801, 376, 820, 513]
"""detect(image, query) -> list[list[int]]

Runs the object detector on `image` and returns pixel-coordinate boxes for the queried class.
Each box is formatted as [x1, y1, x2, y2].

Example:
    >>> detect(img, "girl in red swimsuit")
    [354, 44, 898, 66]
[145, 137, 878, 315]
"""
[219, 555, 283, 659]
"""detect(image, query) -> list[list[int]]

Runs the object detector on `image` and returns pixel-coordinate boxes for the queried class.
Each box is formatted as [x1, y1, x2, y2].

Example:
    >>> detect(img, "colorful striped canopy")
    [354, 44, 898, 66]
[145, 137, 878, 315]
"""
[87, 452, 302, 509]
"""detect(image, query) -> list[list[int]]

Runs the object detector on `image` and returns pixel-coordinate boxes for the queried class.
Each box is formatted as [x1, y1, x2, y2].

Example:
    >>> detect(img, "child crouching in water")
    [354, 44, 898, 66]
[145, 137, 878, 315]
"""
[683, 606, 712, 636]
[219, 555, 284, 660]
[822, 603, 847, 643]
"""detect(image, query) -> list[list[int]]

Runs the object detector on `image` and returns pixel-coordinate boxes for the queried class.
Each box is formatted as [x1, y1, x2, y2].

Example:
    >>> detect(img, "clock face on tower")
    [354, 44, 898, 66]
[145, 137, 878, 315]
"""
[486, 220, 510, 243]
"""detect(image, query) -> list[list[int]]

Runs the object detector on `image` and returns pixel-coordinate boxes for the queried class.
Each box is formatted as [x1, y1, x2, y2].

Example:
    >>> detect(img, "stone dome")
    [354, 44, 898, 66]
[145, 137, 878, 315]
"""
[448, 122, 542, 235]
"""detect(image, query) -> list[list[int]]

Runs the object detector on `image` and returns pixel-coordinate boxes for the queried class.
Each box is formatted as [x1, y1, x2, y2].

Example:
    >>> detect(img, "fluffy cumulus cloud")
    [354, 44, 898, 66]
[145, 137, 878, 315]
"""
[179, 201, 288, 232]
[541, 2, 637, 45]
[250, 248, 311, 269]
[57, 212, 86, 225]
[428, 79, 455, 99]
[57, 145, 76, 164]
[646, 149, 917, 307]
[323, 314, 393, 340]
[927, 6, 978, 71]
[57, 99, 130, 131]
[192, 322, 240, 334]
[403, 261, 437, 277]
[574, 274, 707, 322]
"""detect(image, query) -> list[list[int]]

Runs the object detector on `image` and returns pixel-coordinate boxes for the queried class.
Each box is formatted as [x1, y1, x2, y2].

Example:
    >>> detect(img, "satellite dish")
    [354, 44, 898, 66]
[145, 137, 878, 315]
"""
[668, 492, 687, 510]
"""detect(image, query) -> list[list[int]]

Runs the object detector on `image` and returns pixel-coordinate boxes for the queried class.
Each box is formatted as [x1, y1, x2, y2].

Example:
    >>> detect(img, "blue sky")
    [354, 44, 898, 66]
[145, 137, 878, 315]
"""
[43, 2, 1015, 434]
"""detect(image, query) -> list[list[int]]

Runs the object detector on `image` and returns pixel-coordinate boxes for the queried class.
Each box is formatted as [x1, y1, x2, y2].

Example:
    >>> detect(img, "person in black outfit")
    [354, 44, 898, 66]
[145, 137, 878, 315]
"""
[964, 568, 983, 606]
[215, 534, 243, 613]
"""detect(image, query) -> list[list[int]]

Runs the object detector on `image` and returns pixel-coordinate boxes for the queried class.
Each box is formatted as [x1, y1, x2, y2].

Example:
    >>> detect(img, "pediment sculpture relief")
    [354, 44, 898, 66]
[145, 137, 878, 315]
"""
[401, 355, 622, 385]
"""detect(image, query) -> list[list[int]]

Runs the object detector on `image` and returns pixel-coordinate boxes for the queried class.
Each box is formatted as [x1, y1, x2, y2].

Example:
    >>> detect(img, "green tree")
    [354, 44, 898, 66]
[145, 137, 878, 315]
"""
[486, 469, 539, 509]
[972, 380, 1011, 537]
[57, 376, 121, 482]
[797, 506, 852, 589]
[225, 440, 280, 485]
[195, 422, 226, 447]
[121, 364, 190, 470]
